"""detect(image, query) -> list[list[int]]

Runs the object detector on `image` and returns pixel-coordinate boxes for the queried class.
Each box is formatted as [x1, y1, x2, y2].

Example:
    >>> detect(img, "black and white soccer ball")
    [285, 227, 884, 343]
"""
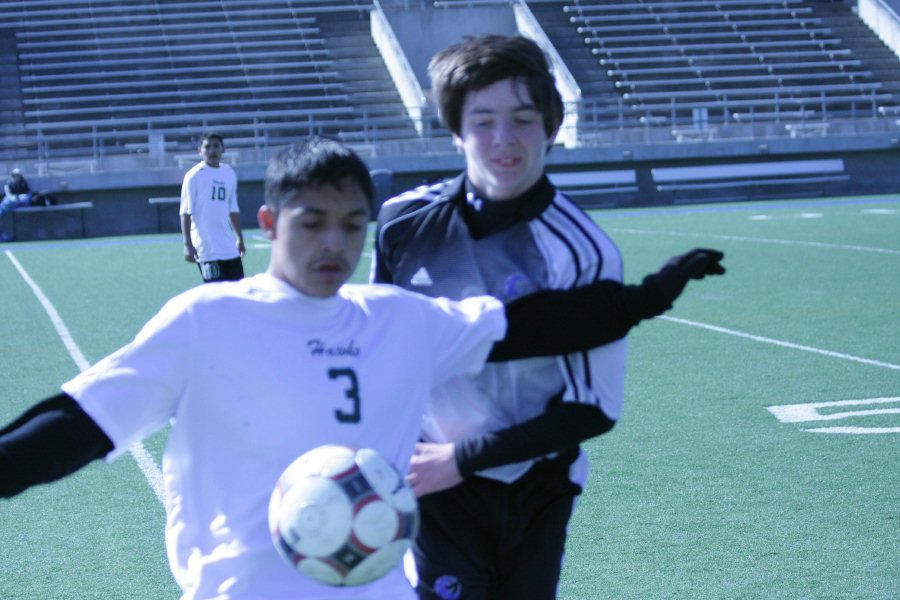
[268, 444, 419, 586]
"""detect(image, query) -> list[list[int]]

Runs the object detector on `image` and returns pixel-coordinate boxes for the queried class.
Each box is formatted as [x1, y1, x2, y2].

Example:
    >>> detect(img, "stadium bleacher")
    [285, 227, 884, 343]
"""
[1, 0, 416, 161]
[531, 0, 899, 132]
[0, 0, 894, 162]
[0, 0, 897, 237]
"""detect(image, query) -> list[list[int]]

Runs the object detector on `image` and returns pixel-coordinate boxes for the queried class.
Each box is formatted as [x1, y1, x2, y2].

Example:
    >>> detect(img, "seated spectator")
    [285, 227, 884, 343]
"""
[3, 168, 32, 207]
[1, 168, 34, 242]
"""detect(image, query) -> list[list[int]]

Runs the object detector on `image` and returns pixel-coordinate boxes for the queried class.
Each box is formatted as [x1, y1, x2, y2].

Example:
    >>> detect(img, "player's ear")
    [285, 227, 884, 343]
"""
[451, 133, 464, 153]
[258, 205, 276, 239]
[546, 118, 561, 152]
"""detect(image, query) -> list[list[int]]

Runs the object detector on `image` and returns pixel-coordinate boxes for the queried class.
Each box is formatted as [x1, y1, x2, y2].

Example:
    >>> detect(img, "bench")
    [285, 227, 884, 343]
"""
[652, 159, 849, 193]
[10, 201, 93, 240]
[548, 170, 639, 199]
[671, 127, 716, 142]
[784, 122, 831, 138]
[149, 197, 181, 233]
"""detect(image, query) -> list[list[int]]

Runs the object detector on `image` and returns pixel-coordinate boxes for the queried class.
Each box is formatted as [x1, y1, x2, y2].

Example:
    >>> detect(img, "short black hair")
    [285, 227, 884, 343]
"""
[199, 132, 225, 147]
[265, 137, 374, 213]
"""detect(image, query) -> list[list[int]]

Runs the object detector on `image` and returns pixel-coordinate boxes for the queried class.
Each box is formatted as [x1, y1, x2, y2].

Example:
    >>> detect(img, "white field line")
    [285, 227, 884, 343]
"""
[766, 397, 900, 434]
[659, 315, 900, 371]
[5, 250, 166, 504]
[767, 397, 900, 422]
[611, 227, 900, 256]
[803, 426, 900, 434]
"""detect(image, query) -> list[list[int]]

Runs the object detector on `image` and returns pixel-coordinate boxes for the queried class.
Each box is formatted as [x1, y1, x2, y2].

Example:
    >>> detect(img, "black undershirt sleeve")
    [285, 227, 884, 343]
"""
[454, 401, 614, 477]
[489, 247, 726, 362]
[467, 270, 675, 476]
[489, 277, 668, 362]
[463, 249, 726, 479]
[0, 393, 113, 498]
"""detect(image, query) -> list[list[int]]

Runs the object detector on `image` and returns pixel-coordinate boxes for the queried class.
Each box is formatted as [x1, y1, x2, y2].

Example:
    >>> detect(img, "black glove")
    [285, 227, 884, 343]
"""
[665, 248, 726, 279]
[642, 248, 726, 315]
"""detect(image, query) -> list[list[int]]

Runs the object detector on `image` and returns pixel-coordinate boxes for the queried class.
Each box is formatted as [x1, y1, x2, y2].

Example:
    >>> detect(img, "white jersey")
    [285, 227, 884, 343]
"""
[180, 161, 240, 261]
[62, 273, 506, 600]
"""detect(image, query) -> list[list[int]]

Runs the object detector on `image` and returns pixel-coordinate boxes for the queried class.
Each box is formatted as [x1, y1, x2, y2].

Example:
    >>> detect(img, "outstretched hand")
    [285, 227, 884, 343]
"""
[666, 248, 726, 279]
[652, 248, 726, 308]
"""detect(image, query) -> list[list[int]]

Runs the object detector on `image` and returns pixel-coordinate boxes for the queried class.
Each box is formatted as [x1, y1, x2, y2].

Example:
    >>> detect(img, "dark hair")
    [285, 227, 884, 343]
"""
[199, 132, 225, 147]
[427, 35, 563, 138]
[265, 137, 374, 212]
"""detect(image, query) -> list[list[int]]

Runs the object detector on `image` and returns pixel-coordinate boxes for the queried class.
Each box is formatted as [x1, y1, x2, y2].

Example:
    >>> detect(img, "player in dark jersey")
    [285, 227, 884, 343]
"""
[373, 35, 725, 599]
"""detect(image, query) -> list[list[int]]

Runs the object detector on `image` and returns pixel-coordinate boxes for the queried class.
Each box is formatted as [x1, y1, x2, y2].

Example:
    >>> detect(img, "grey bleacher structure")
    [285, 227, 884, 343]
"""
[0, 0, 416, 163]
[0, 0, 898, 240]
[530, 0, 900, 131]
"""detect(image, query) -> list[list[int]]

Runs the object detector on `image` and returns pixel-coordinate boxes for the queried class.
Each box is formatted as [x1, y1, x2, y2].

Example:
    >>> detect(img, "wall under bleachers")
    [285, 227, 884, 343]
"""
[6, 138, 896, 242]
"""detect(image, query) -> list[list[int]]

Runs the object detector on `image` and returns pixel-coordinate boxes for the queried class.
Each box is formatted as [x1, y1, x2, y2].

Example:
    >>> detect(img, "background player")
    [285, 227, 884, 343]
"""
[180, 132, 245, 282]
[372, 35, 721, 600]
[0, 137, 725, 599]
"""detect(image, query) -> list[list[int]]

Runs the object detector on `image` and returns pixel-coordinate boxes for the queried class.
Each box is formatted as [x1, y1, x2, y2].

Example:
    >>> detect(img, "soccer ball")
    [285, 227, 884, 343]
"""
[268, 444, 419, 586]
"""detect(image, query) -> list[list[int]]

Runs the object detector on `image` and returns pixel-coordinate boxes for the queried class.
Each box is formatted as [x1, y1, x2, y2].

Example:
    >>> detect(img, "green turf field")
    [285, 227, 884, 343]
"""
[1, 195, 897, 599]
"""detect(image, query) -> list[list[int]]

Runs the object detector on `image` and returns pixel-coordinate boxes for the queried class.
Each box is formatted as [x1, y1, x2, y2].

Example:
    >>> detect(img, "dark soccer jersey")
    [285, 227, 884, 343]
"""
[373, 174, 627, 483]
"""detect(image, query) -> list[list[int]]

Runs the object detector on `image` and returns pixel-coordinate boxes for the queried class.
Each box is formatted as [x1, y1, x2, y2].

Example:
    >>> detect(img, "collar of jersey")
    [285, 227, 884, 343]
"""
[252, 273, 344, 309]
[444, 173, 554, 239]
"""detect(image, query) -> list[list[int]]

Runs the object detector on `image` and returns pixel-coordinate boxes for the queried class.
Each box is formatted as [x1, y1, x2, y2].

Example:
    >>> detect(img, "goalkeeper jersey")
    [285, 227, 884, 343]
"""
[373, 173, 627, 484]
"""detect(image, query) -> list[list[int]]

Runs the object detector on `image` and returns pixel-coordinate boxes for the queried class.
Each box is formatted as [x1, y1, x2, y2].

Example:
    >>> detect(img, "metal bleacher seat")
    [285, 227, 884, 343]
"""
[9, 0, 403, 157]
[605, 59, 864, 79]
[596, 48, 856, 67]
[576, 18, 824, 36]
[623, 81, 884, 101]
[563, 0, 805, 12]
[558, 0, 894, 126]
[617, 71, 875, 93]
[629, 92, 892, 117]
[584, 28, 836, 48]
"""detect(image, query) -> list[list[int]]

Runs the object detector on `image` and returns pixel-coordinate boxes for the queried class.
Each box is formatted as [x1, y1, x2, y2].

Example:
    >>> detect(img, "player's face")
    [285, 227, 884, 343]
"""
[260, 179, 370, 298]
[199, 138, 224, 167]
[454, 78, 558, 201]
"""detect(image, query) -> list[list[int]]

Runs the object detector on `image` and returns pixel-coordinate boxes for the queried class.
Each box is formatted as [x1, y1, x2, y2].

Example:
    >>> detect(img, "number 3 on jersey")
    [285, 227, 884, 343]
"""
[328, 368, 360, 423]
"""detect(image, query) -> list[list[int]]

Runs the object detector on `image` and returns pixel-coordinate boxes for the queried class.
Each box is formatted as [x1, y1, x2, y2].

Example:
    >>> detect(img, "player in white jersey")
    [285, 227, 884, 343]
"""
[0, 137, 723, 599]
[180, 132, 245, 282]
[374, 36, 725, 599]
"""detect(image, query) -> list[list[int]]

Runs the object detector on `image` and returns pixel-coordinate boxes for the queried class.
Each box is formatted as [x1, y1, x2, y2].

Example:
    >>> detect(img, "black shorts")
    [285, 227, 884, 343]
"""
[413, 454, 582, 600]
[198, 257, 244, 283]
